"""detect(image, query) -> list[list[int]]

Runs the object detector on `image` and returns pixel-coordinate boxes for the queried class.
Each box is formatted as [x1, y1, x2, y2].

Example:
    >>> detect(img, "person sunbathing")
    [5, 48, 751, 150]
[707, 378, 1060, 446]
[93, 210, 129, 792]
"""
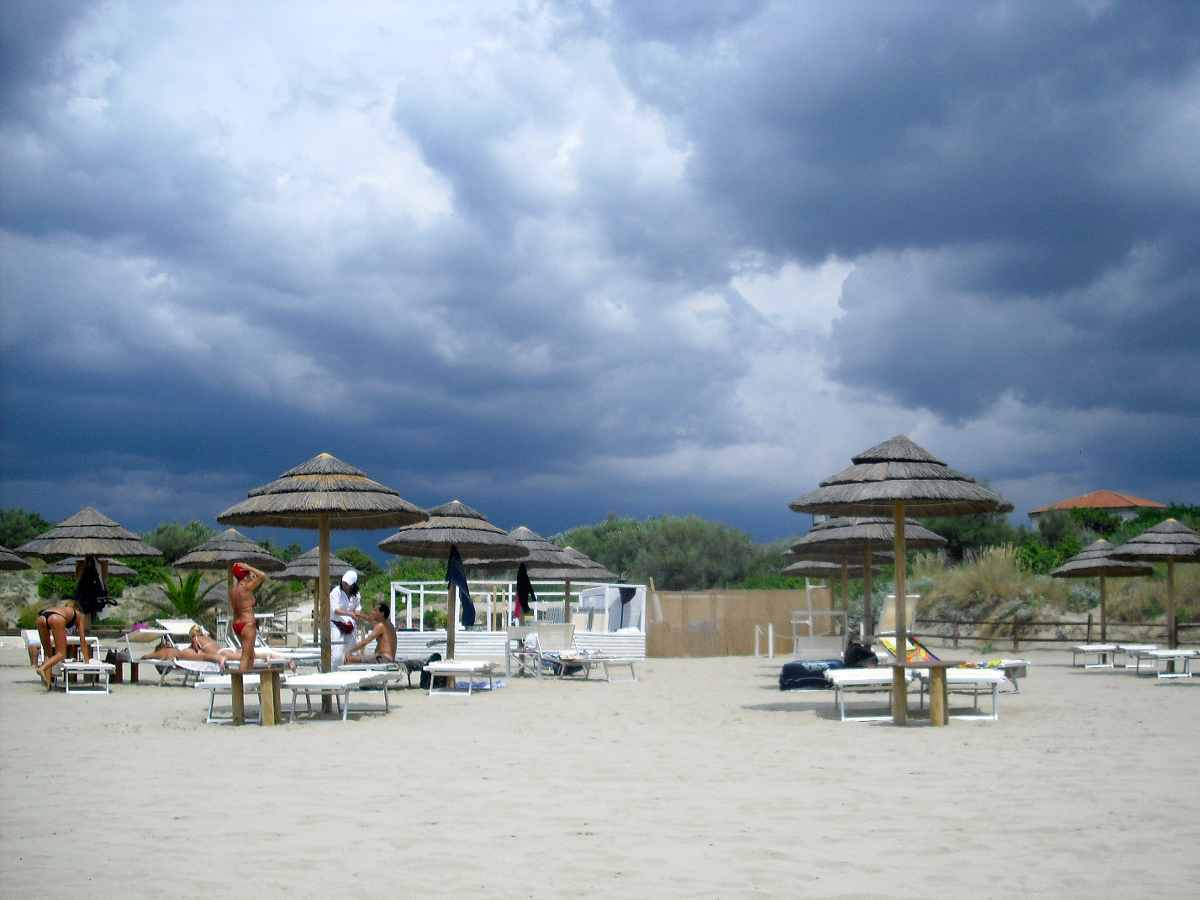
[144, 626, 296, 671]
[343, 603, 397, 664]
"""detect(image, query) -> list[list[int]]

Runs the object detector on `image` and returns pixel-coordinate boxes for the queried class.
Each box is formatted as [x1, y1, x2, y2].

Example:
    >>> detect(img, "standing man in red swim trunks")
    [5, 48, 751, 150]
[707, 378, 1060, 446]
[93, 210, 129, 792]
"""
[230, 562, 267, 675]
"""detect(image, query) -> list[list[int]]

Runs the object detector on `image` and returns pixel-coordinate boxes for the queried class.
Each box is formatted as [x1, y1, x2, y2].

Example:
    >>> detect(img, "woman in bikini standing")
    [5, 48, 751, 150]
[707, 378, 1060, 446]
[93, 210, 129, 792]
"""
[229, 562, 267, 674]
[34, 555, 109, 688]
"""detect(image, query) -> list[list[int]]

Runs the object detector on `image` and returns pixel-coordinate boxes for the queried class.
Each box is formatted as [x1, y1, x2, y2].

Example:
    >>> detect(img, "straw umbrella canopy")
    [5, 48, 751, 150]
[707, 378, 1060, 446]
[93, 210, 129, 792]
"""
[560, 547, 617, 581]
[16, 507, 163, 560]
[464, 525, 593, 624]
[277, 546, 353, 583]
[789, 516, 945, 637]
[45, 557, 136, 578]
[0, 545, 31, 571]
[275, 547, 354, 641]
[378, 500, 527, 658]
[1050, 539, 1152, 642]
[1111, 519, 1200, 649]
[174, 528, 286, 612]
[789, 435, 1008, 724]
[217, 452, 427, 681]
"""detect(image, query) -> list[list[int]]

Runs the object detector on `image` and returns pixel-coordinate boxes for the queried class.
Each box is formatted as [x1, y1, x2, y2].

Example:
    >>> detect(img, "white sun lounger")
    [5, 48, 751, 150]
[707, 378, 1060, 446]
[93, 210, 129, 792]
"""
[826, 668, 913, 722]
[423, 660, 496, 696]
[918, 668, 1006, 720]
[284, 671, 405, 721]
[1072, 644, 1118, 668]
[1115, 644, 1157, 668]
[52, 660, 116, 695]
[1132, 648, 1196, 679]
[195, 674, 262, 724]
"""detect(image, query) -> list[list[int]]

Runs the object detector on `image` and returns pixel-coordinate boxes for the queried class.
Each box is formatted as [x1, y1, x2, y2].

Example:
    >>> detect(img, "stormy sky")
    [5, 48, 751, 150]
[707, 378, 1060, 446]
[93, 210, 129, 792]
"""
[2, 0, 1198, 549]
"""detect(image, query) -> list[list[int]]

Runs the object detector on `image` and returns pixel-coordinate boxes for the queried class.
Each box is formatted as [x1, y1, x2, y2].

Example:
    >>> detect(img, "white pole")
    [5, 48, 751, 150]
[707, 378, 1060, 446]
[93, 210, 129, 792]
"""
[768, 623, 774, 660]
[755, 625, 761, 658]
[418, 584, 425, 632]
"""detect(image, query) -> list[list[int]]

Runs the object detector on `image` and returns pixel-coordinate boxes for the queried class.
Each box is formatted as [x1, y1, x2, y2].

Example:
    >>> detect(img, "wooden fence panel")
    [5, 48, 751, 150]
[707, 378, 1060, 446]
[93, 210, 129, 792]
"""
[647, 588, 833, 657]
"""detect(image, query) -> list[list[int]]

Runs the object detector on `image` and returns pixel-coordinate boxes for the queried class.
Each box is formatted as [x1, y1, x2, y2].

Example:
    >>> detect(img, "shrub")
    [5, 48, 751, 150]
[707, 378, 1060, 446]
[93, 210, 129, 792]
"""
[37, 574, 76, 599]
[17, 603, 42, 629]
[422, 608, 447, 629]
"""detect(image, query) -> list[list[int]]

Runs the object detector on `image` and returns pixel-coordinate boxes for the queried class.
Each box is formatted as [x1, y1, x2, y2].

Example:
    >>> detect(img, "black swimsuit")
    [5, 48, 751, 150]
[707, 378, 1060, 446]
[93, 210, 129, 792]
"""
[38, 608, 77, 628]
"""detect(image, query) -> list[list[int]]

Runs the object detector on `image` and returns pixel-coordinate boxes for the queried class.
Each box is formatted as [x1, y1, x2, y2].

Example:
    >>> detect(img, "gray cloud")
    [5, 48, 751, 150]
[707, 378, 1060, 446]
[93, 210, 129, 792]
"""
[1, 1, 1198, 544]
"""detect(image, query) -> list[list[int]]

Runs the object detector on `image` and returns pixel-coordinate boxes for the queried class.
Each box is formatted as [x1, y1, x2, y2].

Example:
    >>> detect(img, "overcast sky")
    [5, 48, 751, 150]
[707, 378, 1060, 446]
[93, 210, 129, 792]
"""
[2, 0, 1197, 549]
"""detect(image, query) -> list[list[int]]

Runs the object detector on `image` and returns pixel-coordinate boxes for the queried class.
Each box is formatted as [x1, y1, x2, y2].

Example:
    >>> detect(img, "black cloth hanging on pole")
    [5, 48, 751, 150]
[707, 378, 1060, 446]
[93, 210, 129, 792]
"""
[617, 586, 636, 629]
[515, 562, 537, 619]
[74, 555, 115, 616]
[446, 545, 475, 627]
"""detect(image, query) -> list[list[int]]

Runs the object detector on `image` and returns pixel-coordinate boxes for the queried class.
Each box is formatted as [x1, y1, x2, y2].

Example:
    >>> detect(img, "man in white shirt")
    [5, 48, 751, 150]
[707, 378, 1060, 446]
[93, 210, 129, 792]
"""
[329, 569, 364, 668]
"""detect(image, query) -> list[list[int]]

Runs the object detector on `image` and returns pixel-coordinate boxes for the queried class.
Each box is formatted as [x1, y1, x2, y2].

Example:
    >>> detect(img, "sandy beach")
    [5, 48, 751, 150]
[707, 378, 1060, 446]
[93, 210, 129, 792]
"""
[2, 645, 1198, 900]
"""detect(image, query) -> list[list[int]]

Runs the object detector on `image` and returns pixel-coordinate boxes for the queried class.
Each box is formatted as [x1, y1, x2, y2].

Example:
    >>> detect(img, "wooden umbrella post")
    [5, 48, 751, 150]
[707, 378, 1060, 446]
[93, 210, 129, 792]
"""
[841, 561, 849, 641]
[446, 580, 457, 661]
[1099, 577, 1107, 643]
[1167, 560, 1176, 650]
[892, 501, 908, 725]
[318, 513, 333, 714]
[564, 578, 572, 626]
[862, 545, 873, 640]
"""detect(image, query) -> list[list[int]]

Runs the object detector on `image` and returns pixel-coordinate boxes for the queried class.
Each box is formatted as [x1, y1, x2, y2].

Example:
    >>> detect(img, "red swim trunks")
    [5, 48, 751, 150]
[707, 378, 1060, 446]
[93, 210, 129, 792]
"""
[232, 621, 249, 637]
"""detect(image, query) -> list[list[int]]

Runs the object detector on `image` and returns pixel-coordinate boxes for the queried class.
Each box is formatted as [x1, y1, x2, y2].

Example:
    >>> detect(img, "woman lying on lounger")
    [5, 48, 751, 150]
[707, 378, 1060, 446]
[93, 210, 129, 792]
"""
[34, 555, 114, 688]
[144, 626, 297, 670]
[143, 625, 238, 665]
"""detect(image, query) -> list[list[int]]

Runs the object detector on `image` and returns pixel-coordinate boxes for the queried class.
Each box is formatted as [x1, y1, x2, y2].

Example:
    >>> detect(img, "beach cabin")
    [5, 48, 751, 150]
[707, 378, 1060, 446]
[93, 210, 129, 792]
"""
[386, 578, 648, 660]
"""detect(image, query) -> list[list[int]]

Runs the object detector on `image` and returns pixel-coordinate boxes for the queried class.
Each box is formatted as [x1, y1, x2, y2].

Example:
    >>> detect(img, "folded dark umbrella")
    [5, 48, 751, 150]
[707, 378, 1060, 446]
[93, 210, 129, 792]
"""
[446, 546, 475, 627]
[515, 562, 537, 619]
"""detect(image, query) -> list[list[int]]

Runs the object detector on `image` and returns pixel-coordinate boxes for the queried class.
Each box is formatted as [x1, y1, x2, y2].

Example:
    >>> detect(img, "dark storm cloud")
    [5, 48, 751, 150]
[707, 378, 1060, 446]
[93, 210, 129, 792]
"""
[582, 0, 1200, 425]
[1, 2, 1198, 542]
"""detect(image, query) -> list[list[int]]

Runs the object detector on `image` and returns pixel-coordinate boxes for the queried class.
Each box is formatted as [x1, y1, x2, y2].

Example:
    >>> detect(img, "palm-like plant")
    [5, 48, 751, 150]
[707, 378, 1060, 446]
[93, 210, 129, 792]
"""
[148, 571, 223, 623]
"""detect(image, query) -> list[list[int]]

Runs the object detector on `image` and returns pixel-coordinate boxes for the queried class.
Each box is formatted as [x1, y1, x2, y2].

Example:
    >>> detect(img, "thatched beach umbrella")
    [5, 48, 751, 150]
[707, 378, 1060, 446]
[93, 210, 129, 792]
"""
[560, 547, 617, 581]
[174, 528, 286, 616]
[464, 526, 592, 624]
[0, 545, 31, 571]
[217, 453, 427, 682]
[45, 557, 136, 579]
[276, 547, 353, 642]
[1111, 519, 1200, 649]
[17, 507, 163, 560]
[1050, 540, 1152, 642]
[790, 435, 1008, 724]
[790, 517, 944, 637]
[378, 500, 527, 659]
[278, 546, 353, 583]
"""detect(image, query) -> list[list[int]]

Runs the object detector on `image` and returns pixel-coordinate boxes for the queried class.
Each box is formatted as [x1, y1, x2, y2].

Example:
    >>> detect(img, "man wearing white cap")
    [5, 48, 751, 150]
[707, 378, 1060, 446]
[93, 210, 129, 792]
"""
[329, 569, 363, 669]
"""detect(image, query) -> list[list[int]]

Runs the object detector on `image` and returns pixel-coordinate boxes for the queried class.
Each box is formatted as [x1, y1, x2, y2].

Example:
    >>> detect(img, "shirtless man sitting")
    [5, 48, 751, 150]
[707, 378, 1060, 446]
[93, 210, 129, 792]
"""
[230, 562, 267, 674]
[343, 603, 397, 664]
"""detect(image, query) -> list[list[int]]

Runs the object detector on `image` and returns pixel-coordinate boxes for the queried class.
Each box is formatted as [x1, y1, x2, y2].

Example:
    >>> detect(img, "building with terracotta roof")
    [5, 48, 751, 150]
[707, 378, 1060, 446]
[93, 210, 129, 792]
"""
[1029, 490, 1167, 522]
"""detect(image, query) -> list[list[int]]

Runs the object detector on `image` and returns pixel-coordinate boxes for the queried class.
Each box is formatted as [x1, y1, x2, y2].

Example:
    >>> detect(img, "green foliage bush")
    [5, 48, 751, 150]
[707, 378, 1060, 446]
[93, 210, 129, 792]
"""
[17, 603, 42, 629]
[0, 508, 51, 549]
[142, 521, 217, 563]
[916, 513, 1023, 562]
[560, 514, 798, 590]
[37, 574, 76, 599]
[1068, 508, 1121, 536]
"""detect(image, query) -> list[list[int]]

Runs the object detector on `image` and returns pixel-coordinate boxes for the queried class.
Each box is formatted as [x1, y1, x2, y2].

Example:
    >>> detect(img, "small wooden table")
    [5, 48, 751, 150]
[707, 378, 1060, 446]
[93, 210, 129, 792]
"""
[889, 661, 962, 727]
[223, 659, 291, 726]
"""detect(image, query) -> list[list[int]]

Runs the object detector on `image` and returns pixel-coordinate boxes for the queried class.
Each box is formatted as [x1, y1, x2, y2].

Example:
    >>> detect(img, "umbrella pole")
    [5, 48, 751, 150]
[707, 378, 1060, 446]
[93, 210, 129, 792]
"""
[1167, 560, 1177, 652]
[447, 581, 457, 661]
[841, 561, 849, 643]
[564, 578, 572, 627]
[319, 513, 333, 714]
[1099, 577, 1107, 643]
[892, 502, 908, 725]
[862, 545, 873, 641]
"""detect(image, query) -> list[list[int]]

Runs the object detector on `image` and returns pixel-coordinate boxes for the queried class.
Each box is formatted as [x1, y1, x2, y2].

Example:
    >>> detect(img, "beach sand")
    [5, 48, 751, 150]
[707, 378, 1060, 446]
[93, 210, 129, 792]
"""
[2, 644, 1198, 899]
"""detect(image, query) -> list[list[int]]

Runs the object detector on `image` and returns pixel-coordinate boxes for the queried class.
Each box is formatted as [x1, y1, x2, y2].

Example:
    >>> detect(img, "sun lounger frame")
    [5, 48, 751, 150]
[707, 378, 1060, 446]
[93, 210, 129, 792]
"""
[1072, 644, 1117, 668]
[53, 660, 116, 695]
[423, 661, 496, 696]
[285, 671, 405, 721]
[827, 670, 912, 722]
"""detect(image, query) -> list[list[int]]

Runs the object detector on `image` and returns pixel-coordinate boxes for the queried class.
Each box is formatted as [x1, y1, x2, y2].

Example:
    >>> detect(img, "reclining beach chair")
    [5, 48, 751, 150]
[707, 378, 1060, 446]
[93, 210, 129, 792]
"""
[284, 670, 406, 720]
[422, 659, 498, 696]
[124, 620, 220, 686]
[918, 668, 1006, 720]
[195, 674, 262, 724]
[1072, 643, 1117, 668]
[877, 636, 1029, 693]
[825, 668, 914, 722]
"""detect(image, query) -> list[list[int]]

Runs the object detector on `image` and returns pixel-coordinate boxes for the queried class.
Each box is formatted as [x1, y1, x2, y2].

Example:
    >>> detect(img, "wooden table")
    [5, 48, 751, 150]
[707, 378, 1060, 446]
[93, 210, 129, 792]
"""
[889, 661, 962, 726]
[223, 659, 291, 726]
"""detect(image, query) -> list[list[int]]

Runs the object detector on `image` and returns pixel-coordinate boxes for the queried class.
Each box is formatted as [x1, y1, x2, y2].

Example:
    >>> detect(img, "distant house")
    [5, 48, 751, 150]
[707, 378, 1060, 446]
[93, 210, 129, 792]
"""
[1028, 490, 1167, 522]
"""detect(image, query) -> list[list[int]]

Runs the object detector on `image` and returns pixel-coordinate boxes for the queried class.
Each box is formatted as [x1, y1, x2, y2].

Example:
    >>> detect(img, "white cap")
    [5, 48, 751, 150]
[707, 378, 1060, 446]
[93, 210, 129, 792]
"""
[342, 570, 358, 586]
